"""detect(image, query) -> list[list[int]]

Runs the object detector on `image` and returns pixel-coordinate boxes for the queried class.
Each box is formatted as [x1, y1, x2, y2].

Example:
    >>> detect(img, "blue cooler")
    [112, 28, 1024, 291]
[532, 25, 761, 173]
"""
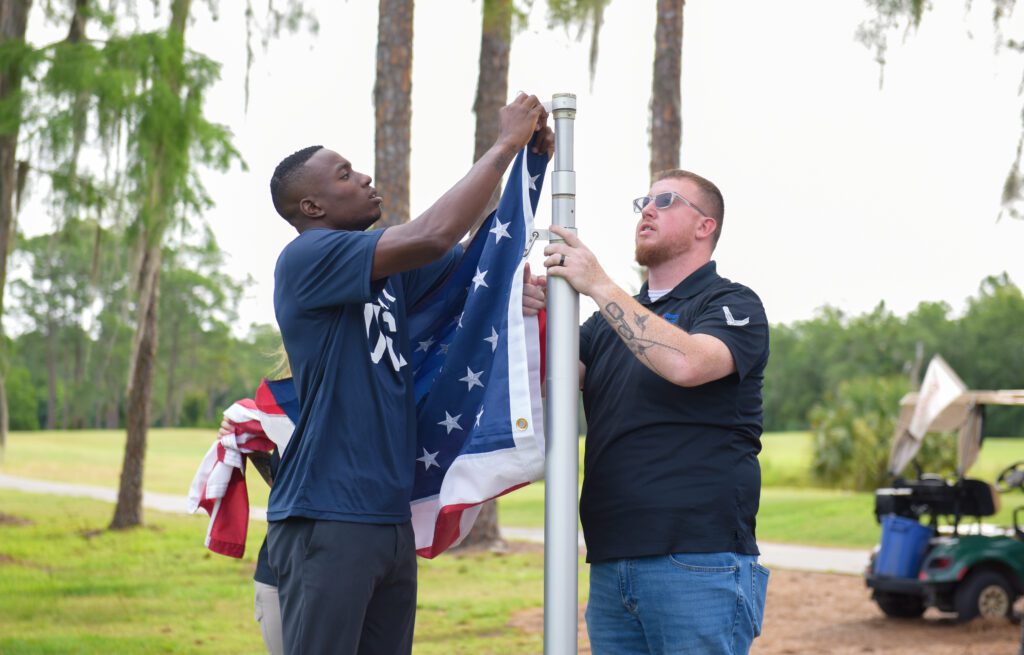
[874, 514, 932, 578]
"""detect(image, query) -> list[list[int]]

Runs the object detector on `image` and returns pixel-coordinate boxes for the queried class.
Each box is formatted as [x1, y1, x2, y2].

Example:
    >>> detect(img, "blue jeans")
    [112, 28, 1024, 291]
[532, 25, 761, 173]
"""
[585, 552, 769, 655]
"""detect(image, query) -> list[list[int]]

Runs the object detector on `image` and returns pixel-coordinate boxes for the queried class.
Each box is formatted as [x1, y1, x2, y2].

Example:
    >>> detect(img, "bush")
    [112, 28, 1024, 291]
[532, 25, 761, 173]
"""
[8, 366, 40, 431]
[180, 392, 209, 428]
[809, 375, 956, 491]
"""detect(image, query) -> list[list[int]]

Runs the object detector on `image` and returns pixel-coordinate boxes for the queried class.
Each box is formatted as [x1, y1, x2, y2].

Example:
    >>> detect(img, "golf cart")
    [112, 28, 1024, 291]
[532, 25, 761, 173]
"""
[864, 355, 1024, 622]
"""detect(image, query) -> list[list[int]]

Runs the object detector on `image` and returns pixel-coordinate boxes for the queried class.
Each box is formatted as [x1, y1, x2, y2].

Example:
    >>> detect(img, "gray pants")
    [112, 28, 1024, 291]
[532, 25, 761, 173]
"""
[254, 580, 284, 655]
[267, 518, 417, 655]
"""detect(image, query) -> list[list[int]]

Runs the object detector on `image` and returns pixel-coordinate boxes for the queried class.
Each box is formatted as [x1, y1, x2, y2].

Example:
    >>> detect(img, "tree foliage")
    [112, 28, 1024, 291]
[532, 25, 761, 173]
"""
[857, 0, 1024, 218]
[8, 219, 276, 431]
[808, 374, 957, 491]
[545, 0, 610, 86]
[765, 274, 1024, 437]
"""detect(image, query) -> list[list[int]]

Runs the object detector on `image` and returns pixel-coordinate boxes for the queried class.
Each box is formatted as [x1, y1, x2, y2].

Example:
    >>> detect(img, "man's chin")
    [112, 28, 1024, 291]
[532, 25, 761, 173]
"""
[635, 244, 667, 267]
[356, 211, 382, 231]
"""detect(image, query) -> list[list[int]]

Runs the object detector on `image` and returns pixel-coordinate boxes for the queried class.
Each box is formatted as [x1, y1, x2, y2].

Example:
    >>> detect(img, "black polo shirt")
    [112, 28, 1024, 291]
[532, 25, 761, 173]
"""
[578, 261, 769, 563]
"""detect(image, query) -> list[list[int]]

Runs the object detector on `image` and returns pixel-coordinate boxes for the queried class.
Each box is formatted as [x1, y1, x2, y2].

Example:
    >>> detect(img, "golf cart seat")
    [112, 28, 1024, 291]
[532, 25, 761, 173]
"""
[958, 478, 999, 516]
[875, 478, 998, 524]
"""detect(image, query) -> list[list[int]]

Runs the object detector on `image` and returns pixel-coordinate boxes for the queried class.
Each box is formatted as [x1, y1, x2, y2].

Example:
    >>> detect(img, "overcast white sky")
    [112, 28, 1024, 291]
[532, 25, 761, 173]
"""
[22, 0, 1024, 330]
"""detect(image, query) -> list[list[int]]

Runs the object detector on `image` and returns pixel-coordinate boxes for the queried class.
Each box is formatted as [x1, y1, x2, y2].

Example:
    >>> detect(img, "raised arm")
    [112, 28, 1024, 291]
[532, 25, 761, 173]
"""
[543, 225, 735, 387]
[371, 94, 554, 280]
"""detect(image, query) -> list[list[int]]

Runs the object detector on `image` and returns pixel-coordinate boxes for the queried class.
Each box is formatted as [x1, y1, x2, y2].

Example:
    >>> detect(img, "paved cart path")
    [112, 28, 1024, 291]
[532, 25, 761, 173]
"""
[0, 473, 869, 575]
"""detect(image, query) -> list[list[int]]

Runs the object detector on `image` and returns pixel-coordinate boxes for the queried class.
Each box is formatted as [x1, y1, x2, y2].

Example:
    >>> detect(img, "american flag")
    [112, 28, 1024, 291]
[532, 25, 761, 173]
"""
[223, 144, 548, 558]
[406, 144, 548, 557]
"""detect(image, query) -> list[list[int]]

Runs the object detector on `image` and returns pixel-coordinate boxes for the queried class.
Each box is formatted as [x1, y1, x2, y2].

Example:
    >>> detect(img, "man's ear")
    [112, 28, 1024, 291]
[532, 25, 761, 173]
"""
[697, 216, 717, 240]
[299, 197, 324, 219]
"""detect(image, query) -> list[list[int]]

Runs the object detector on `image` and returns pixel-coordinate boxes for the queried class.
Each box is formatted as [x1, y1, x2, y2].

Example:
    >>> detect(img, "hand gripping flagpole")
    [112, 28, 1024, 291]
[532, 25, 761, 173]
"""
[545, 92, 579, 655]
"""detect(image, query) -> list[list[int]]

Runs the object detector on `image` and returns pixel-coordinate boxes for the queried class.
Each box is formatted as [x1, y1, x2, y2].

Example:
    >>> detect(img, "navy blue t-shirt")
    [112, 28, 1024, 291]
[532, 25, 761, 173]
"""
[578, 261, 769, 562]
[269, 228, 459, 524]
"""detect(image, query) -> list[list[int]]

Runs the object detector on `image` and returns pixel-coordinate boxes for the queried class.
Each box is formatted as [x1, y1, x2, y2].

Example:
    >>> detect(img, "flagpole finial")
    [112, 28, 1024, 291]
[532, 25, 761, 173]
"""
[551, 93, 577, 116]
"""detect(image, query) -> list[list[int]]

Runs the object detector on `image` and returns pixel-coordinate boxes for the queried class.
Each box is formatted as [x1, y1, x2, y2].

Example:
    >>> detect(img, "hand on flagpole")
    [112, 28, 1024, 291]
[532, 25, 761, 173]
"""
[498, 93, 547, 152]
[543, 224, 613, 298]
[531, 111, 555, 157]
[522, 262, 547, 316]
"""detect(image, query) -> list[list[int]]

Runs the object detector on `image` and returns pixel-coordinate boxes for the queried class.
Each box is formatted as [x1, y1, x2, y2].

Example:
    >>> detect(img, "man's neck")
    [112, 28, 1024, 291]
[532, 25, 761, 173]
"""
[646, 253, 711, 291]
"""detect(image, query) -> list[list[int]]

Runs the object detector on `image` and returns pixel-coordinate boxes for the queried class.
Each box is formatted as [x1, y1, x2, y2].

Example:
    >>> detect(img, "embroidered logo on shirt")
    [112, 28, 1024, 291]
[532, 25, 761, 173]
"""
[722, 306, 749, 327]
[663, 312, 680, 324]
[364, 286, 407, 371]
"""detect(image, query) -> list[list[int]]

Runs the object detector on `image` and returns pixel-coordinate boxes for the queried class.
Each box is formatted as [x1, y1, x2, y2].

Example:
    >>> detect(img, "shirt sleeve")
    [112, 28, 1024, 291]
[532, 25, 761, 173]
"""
[401, 243, 464, 307]
[278, 229, 382, 310]
[688, 285, 769, 381]
[579, 310, 602, 367]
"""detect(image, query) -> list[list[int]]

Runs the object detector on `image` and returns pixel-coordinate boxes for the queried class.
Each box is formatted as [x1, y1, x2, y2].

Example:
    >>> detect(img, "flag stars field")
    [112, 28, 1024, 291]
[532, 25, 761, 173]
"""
[484, 327, 499, 352]
[401, 147, 547, 557]
[489, 219, 511, 243]
[459, 367, 485, 391]
[472, 268, 489, 291]
[438, 412, 463, 434]
[417, 448, 440, 470]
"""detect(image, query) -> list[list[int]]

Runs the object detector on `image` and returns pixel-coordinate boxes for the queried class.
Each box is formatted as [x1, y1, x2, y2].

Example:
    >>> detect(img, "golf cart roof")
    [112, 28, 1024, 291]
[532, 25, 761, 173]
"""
[899, 389, 1024, 410]
[889, 355, 1024, 478]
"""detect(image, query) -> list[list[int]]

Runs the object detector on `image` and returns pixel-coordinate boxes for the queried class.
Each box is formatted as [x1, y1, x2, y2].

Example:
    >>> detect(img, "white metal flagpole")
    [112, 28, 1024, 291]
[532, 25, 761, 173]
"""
[545, 92, 579, 655]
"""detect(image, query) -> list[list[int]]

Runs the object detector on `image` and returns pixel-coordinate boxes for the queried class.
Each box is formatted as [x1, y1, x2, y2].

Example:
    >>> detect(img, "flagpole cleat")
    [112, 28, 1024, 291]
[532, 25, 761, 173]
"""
[523, 227, 577, 258]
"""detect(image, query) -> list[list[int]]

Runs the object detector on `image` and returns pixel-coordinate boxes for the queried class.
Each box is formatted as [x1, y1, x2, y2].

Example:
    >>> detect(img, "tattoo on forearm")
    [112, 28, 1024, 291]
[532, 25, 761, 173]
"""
[602, 302, 683, 375]
[604, 303, 633, 339]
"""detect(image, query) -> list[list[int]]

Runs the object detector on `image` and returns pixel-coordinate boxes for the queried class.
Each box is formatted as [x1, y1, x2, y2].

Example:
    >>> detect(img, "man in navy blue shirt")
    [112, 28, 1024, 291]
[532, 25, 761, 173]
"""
[540, 170, 770, 654]
[266, 93, 552, 655]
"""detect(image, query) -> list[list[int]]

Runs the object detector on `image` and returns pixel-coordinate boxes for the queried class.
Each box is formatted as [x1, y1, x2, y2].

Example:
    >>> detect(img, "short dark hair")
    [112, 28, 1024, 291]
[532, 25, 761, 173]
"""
[270, 145, 324, 221]
[654, 169, 725, 249]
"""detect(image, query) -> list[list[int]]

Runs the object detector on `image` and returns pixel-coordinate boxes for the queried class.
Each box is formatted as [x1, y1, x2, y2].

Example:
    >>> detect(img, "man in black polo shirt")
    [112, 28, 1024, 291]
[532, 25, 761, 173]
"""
[541, 169, 770, 654]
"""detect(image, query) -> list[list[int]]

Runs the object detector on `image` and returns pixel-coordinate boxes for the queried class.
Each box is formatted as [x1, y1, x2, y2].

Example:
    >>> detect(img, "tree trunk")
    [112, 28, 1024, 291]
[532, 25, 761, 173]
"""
[60, 333, 83, 429]
[111, 0, 191, 529]
[105, 398, 119, 429]
[372, 0, 414, 229]
[163, 317, 180, 427]
[0, 0, 32, 458]
[111, 244, 161, 529]
[45, 316, 58, 430]
[908, 340, 924, 391]
[454, 500, 506, 551]
[470, 0, 512, 232]
[649, 0, 684, 182]
[72, 332, 85, 428]
[452, 0, 515, 551]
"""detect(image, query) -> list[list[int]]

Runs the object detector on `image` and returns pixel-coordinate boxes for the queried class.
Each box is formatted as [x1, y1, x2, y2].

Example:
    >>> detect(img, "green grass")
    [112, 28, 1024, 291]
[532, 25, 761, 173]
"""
[758, 431, 1024, 486]
[759, 431, 816, 487]
[761, 486, 1017, 549]
[0, 490, 271, 654]
[0, 489, 585, 655]
[971, 435, 1024, 481]
[2, 428, 272, 507]
[500, 477, 882, 549]
[758, 488, 878, 548]
[3, 429, 1019, 652]
[4, 429, 1023, 551]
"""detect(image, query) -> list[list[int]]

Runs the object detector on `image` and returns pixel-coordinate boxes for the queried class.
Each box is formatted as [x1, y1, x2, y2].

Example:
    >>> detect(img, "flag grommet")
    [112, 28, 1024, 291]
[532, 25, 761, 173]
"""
[516, 418, 529, 431]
